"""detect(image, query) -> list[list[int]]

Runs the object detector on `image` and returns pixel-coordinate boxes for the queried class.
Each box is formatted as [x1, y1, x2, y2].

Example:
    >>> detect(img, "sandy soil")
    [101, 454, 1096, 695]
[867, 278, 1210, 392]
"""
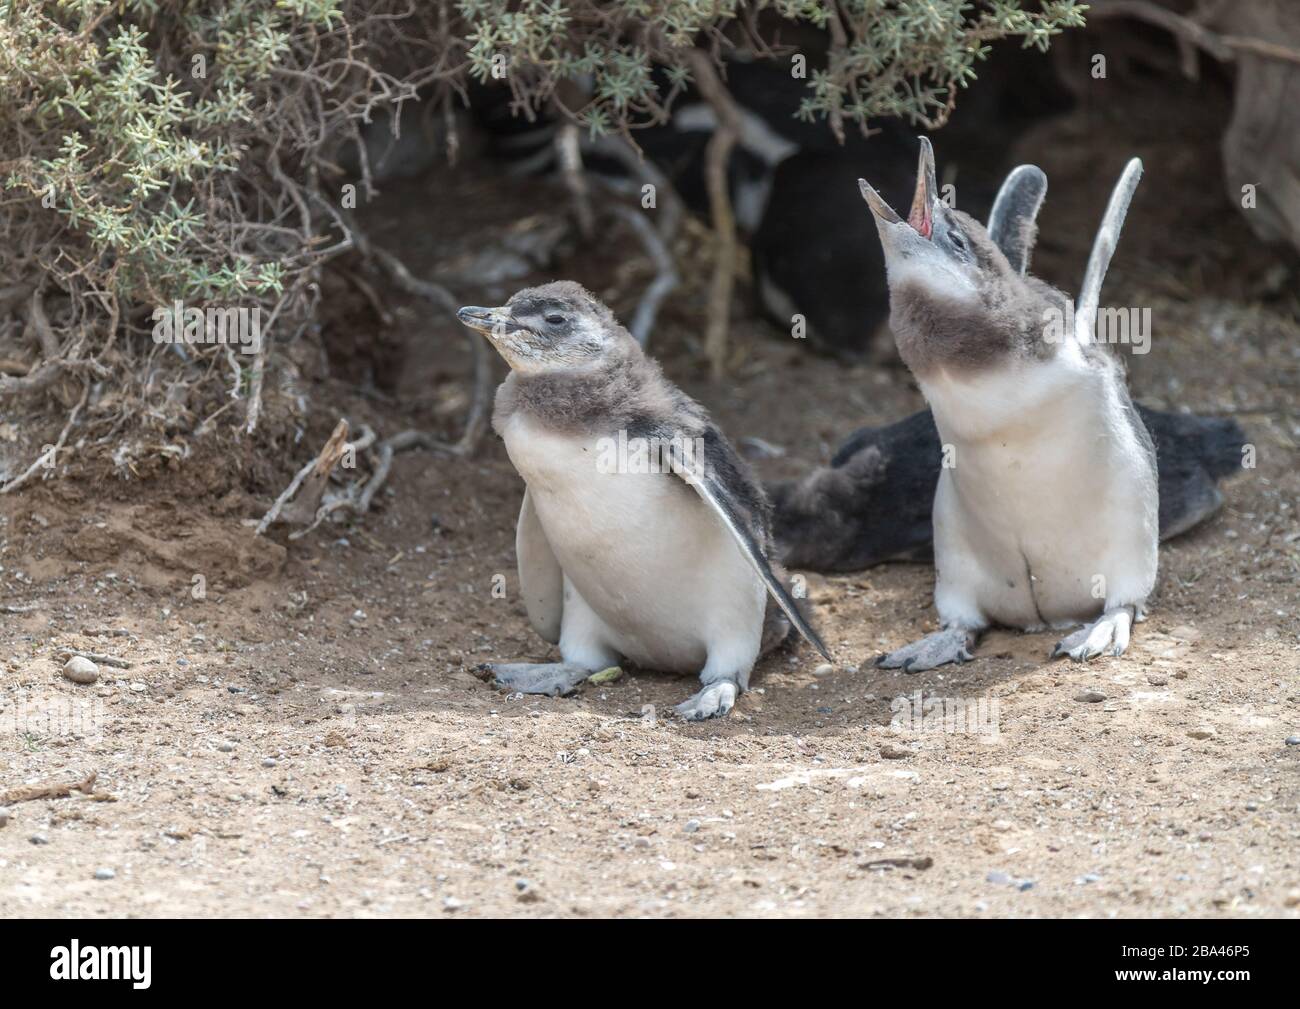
[1, 61, 1298, 919]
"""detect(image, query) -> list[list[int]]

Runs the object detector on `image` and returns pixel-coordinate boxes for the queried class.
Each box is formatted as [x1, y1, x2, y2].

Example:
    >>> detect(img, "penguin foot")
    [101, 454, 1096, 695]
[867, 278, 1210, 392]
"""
[481, 661, 594, 697]
[1050, 607, 1134, 662]
[875, 627, 976, 673]
[674, 681, 738, 721]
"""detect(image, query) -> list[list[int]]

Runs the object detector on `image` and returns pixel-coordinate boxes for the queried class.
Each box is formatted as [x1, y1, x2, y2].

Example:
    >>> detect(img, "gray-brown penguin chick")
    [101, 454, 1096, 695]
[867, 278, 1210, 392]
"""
[457, 281, 829, 720]
[859, 140, 1159, 670]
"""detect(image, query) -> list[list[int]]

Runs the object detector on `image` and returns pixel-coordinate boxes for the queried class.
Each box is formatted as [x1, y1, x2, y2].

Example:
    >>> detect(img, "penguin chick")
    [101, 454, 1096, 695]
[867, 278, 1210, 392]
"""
[859, 140, 1159, 668]
[457, 281, 830, 719]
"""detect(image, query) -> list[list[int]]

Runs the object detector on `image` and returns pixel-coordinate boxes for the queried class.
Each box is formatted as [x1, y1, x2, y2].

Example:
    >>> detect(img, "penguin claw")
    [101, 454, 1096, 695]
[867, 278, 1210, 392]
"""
[483, 661, 594, 697]
[1050, 607, 1136, 663]
[874, 627, 978, 672]
[674, 680, 739, 721]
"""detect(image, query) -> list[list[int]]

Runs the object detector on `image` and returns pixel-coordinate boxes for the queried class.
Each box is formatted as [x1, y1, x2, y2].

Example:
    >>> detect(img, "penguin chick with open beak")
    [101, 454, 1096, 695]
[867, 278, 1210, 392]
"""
[860, 140, 1158, 669]
[457, 282, 830, 719]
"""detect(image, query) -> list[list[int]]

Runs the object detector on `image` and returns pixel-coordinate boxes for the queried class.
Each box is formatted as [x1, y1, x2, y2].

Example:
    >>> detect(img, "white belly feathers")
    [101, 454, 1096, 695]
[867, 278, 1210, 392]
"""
[922, 358, 1158, 628]
[500, 413, 766, 672]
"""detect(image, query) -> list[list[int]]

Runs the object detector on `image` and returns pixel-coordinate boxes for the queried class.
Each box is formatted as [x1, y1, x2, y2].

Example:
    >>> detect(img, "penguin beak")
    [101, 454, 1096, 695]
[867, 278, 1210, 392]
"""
[456, 305, 513, 337]
[858, 179, 902, 224]
[858, 137, 938, 242]
[906, 137, 937, 240]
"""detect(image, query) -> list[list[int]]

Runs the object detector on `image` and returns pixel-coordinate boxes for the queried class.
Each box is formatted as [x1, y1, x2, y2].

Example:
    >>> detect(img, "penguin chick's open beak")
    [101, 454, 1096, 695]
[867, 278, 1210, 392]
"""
[908, 136, 937, 239]
[859, 136, 939, 241]
[456, 305, 513, 336]
[858, 179, 901, 224]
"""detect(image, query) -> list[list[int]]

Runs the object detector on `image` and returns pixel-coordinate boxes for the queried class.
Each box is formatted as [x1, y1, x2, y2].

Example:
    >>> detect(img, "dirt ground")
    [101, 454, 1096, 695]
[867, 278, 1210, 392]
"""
[1, 64, 1298, 919]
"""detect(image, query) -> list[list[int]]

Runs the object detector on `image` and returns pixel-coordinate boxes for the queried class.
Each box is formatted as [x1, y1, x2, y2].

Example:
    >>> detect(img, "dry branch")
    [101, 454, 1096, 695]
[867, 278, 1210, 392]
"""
[0, 769, 98, 806]
[365, 244, 492, 457]
[0, 382, 88, 495]
[685, 50, 743, 380]
[1088, 1, 1300, 67]
[58, 650, 132, 669]
[582, 132, 685, 348]
[280, 418, 353, 526]
[610, 204, 679, 346]
[557, 122, 595, 239]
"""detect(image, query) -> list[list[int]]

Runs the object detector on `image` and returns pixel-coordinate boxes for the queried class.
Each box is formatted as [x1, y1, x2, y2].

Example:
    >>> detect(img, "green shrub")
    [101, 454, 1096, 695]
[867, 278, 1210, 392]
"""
[0, 0, 1085, 452]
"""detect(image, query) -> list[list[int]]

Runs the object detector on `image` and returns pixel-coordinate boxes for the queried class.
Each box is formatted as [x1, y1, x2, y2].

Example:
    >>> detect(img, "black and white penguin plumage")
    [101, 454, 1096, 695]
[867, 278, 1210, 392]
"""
[770, 403, 1246, 573]
[457, 282, 829, 719]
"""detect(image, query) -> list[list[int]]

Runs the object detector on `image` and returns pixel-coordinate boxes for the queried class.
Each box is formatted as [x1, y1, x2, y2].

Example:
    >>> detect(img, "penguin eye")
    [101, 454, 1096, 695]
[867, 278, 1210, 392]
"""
[950, 230, 968, 254]
[544, 313, 566, 326]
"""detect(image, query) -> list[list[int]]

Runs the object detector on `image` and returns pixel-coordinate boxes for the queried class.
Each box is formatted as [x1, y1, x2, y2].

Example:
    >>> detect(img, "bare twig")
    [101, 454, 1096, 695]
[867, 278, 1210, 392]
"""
[0, 382, 88, 495]
[556, 122, 595, 239]
[1088, 1, 1300, 66]
[26, 288, 60, 360]
[365, 245, 492, 456]
[685, 50, 743, 380]
[0, 769, 98, 806]
[254, 457, 317, 536]
[280, 419, 355, 526]
[57, 650, 131, 669]
[357, 439, 394, 513]
[257, 418, 407, 540]
[610, 204, 679, 346]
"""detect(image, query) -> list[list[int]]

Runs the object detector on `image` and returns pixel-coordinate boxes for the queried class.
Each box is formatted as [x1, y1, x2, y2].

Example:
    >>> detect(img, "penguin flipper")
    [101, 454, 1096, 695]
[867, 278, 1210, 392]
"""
[987, 164, 1047, 276]
[516, 488, 563, 644]
[667, 441, 832, 662]
[1075, 157, 1143, 346]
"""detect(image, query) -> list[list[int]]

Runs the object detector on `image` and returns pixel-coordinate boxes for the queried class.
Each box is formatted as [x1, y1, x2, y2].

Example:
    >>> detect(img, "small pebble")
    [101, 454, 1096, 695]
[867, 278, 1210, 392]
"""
[0, 807, 9, 829]
[683, 818, 701, 834]
[1285, 735, 1300, 747]
[94, 867, 116, 881]
[442, 897, 463, 911]
[218, 741, 236, 753]
[880, 742, 914, 760]
[30, 833, 49, 845]
[1146, 673, 1169, 686]
[1188, 727, 1216, 740]
[262, 758, 277, 768]
[986, 871, 1011, 885]
[62, 656, 99, 685]
[514, 878, 531, 893]
[1074, 689, 1106, 703]
[812, 663, 834, 678]
[634, 837, 651, 848]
